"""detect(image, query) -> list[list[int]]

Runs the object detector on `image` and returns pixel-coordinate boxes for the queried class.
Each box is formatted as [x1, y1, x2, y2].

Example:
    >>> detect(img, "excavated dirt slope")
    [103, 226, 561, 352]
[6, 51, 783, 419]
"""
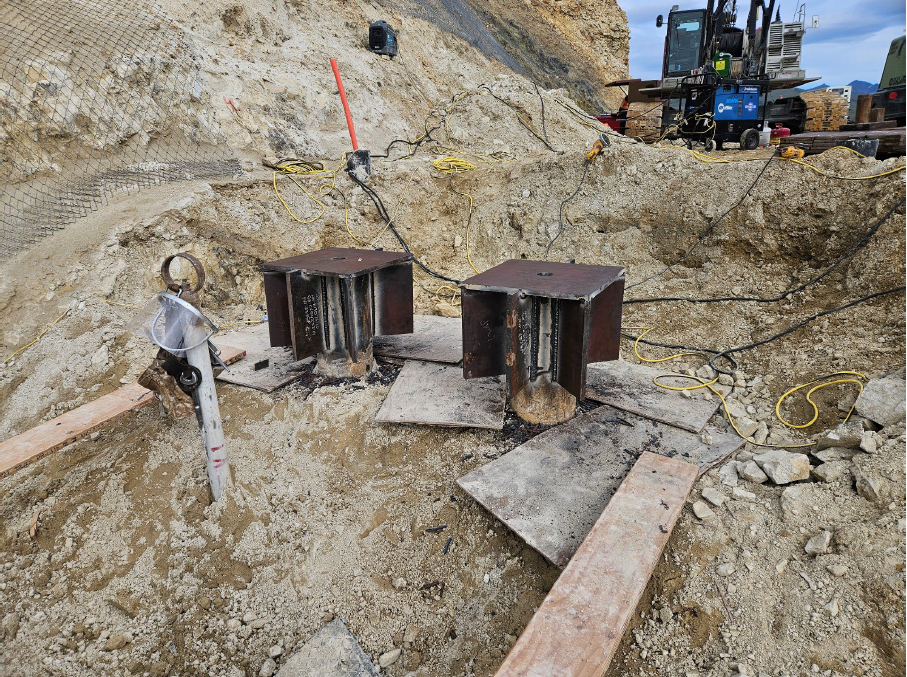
[0, 1, 905, 677]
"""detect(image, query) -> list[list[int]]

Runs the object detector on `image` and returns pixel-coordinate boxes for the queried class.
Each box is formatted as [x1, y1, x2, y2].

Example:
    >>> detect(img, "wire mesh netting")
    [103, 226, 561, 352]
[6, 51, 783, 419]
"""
[0, 0, 241, 258]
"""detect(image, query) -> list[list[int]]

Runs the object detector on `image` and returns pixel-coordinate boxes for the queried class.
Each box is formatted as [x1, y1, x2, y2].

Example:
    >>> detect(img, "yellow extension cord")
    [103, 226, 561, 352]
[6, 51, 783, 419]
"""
[2, 309, 70, 364]
[432, 156, 481, 275]
[623, 326, 868, 448]
[675, 144, 906, 180]
[272, 156, 365, 244]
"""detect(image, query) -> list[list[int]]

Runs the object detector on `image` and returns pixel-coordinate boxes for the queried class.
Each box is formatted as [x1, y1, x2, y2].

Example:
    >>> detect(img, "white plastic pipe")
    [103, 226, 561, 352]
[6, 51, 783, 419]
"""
[184, 329, 231, 501]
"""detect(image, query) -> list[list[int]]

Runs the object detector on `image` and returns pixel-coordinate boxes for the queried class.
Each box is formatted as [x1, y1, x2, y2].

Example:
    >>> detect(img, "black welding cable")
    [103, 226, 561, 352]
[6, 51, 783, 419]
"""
[704, 286, 907, 374]
[533, 82, 551, 147]
[545, 160, 592, 260]
[477, 84, 555, 152]
[623, 285, 906, 375]
[626, 148, 778, 290]
[346, 170, 461, 284]
[624, 197, 907, 305]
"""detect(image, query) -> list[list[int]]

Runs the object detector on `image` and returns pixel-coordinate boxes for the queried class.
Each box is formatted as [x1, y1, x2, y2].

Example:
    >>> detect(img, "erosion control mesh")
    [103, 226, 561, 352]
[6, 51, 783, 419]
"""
[0, 0, 240, 257]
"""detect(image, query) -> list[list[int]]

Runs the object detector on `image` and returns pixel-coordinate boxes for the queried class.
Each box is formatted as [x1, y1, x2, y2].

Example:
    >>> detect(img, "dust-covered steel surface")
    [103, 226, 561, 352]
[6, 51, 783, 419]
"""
[376, 360, 507, 429]
[458, 404, 743, 568]
[585, 360, 722, 433]
[373, 315, 463, 364]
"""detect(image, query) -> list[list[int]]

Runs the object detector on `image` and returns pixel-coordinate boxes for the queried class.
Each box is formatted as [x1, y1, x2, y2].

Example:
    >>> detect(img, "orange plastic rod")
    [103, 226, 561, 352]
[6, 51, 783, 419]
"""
[330, 58, 358, 151]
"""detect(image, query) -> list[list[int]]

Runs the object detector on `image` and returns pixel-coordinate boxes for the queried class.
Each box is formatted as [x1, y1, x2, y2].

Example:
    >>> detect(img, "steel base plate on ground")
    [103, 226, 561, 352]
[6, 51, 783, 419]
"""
[215, 322, 312, 392]
[216, 347, 312, 392]
[375, 360, 506, 430]
[373, 315, 462, 364]
[457, 404, 743, 567]
[585, 360, 721, 433]
[276, 618, 377, 677]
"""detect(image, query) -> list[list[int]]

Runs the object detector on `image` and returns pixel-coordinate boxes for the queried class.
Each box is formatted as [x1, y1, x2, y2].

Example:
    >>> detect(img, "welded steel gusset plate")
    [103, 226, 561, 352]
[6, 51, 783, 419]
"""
[461, 259, 625, 399]
[260, 248, 414, 361]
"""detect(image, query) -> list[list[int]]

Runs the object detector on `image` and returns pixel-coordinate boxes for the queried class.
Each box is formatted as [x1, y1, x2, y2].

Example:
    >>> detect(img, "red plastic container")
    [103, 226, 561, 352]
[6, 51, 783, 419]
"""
[770, 123, 790, 144]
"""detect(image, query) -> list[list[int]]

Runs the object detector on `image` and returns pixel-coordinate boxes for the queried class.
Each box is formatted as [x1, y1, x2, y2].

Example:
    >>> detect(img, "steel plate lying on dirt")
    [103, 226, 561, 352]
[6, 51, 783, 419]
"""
[457, 404, 744, 567]
[216, 346, 312, 392]
[376, 360, 506, 429]
[214, 323, 311, 392]
[585, 360, 721, 433]
[373, 315, 462, 364]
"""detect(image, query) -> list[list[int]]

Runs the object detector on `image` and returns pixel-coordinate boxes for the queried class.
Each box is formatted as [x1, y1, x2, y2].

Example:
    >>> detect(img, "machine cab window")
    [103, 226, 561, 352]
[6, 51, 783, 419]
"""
[666, 10, 706, 75]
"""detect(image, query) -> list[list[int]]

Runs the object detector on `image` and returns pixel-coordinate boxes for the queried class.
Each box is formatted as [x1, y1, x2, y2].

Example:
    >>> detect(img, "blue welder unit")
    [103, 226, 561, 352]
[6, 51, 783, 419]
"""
[714, 84, 761, 121]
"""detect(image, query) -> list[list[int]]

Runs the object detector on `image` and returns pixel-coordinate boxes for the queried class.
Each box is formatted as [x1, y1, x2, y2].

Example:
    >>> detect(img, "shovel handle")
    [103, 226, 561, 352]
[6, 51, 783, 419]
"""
[330, 58, 358, 151]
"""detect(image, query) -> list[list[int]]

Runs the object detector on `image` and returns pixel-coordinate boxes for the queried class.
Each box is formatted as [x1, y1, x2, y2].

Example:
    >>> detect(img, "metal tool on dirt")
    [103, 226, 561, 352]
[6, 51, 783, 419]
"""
[261, 247, 414, 378]
[780, 145, 805, 159]
[330, 58, 371, 179]
[131, 253, 231, 501]
[586, 132, 610, 162]
[368, 20, 398, 57]
[460, 259, 625, 425]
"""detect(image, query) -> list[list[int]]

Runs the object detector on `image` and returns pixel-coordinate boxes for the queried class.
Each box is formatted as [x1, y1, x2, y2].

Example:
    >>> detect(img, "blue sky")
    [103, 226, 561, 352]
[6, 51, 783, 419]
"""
[623, 0, 906, 85]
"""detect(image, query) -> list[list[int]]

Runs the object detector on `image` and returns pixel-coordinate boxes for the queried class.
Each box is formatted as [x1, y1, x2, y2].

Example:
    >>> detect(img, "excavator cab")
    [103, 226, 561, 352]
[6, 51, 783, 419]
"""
[664, 9, 707, 77]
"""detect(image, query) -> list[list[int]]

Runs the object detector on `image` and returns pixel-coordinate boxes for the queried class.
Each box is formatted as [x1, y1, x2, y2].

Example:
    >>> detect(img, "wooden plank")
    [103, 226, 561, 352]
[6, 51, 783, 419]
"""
[373, 315, 462, 364]
[0, 382, 154, 478]
[585, 360, 720, 433]
[376, 360, 506, 430]
[494, 451, 698, 677]
[0, 344, 246, 478]
[780, 128, 906, 157]
[457, 404, 741, 567]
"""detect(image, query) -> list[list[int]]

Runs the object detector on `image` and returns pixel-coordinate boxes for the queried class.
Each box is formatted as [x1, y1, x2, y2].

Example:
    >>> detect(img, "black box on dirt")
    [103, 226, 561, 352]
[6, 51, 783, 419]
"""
[369, 20, 398, 57]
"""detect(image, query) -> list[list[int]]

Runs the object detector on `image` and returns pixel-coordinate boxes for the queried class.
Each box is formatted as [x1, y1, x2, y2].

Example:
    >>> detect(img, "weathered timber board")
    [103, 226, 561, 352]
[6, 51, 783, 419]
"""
[585, 360, 720, 433]
[780, 129, 905, 157]
[494, 452, 699, 677]
[457, 404, 742, 567]
[373, 315, 462, 364]
[0, 345, 246, 478]
[375, 360, 506, 430]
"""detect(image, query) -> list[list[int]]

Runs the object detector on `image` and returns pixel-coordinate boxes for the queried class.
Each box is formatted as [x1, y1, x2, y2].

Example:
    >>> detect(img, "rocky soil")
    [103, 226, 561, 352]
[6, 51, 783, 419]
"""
[1, 0, 905, 676]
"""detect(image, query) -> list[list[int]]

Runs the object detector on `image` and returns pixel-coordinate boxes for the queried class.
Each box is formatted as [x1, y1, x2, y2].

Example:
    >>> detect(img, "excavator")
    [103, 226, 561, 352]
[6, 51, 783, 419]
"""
[639, 1, 817, 149]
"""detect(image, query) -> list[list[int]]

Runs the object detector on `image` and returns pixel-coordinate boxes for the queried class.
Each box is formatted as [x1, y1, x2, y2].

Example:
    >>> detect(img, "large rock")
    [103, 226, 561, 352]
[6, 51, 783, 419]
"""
[812, 461, 848, 483]
[737, 460, 768, 484]
[854, 472, 889, 503]
[855, 374, 906, 427]
[816, 422, 864, 450]
[804, 530, 832, 556]
[276, 619, 377, 677]
[754, 449, 811, 484]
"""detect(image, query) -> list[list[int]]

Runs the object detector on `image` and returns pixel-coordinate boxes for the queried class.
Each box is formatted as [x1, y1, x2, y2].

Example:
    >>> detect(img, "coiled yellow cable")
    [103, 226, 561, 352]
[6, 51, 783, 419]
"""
[623, 326, 868, 448]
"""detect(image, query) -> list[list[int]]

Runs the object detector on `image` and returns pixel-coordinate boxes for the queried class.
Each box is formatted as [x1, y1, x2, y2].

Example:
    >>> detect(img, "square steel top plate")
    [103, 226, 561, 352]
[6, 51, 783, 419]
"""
[460, 259, 625, 299]
[261, 248, 412, 277]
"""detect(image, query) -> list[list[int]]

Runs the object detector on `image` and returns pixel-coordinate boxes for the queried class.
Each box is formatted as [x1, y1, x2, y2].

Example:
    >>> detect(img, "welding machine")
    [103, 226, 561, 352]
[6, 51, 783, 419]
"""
[369, 21, 398, 57]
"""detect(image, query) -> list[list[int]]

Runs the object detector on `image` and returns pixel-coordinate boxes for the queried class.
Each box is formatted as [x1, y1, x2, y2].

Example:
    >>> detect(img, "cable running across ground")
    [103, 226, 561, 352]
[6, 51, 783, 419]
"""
[624, 197, 906, 305]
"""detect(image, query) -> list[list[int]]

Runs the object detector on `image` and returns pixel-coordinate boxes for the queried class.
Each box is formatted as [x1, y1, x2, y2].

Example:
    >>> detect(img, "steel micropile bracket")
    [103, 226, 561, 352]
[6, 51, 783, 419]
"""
[460, 259, 625, 424]
[261, 248, 414, 377]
